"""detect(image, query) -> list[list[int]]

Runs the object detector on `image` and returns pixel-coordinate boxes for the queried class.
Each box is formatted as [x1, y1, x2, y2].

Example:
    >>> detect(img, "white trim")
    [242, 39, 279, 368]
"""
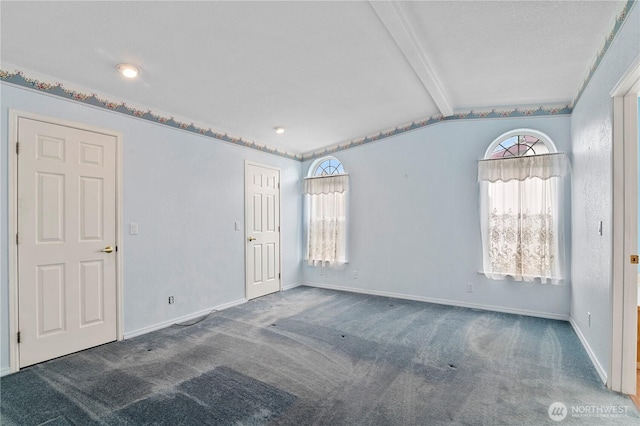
[8, 110, 124, 373]
[8, 111, 19, 374]
[282, 282, 302, 291]
[370, 1, 454, 117]
[611, 96, 625, 392]
[302, 282, 570, 321]
[115, 118, 125, 343]
[484, 128, 558, 159]
[610, 56, 640, 97]
[621, 92, 638, 394]
[370, 1, 453, 117]
[570, 317, 608, 384]
[0, 367, 12, 377]
[610, 56, 640, 394]
[124, 298, 247, 340]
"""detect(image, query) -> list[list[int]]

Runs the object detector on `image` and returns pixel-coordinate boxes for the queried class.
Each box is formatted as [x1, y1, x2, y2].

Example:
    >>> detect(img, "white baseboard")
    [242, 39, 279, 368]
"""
[123, 298, 247, 340]
[282, 282, 302, 291]
[302, 282, 570, 321]
[569, 317, 608, 384]
[1, 367, 12, 377]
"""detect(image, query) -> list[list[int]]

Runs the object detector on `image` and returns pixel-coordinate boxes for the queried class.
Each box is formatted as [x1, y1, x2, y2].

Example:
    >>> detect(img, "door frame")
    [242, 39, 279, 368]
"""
[7, 110, 124, 374]
[611, 57, 640, 394]
[244, 160, 282, 299]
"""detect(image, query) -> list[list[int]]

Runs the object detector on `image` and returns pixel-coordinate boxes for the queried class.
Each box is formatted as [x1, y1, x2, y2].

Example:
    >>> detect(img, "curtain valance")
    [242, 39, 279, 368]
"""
[478, 153, 569, 183]
[303, 174, 349, 195]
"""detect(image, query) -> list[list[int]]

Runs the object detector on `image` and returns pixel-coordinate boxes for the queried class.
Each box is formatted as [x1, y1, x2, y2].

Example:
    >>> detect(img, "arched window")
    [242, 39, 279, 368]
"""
[478, 129, 569, 284]
[304, 156, 349, 266]
[484, 129, 556, 159]
[310, 156, 345, 176]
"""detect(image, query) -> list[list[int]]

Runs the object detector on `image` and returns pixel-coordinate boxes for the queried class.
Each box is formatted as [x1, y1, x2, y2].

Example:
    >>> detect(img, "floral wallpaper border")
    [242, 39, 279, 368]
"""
[301, 105, 572, 161]
[0, 70, 303, 161]
[0, 70, 572, 162]
[573, 0, 637, 107]
[0, 0, 634, 163]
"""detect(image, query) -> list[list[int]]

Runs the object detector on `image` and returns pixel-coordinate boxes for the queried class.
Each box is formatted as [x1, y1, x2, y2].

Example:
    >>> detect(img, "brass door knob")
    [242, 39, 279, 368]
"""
[248, 237, 256, 242]
[101, 246, 114, 253]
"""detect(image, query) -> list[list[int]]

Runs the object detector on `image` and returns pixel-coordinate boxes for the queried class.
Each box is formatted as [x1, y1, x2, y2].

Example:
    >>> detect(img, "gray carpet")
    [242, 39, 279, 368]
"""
[1, 286, 638, 425]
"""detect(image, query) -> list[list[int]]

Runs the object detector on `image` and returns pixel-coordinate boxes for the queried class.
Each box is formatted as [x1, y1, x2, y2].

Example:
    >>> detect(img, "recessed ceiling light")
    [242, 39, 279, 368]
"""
[274, 127, 285, 134]
[116, 63, 139, 79]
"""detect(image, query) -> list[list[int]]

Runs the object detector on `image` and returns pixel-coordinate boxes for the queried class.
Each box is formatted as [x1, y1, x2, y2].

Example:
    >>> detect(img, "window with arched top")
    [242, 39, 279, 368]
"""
[484, 129, 556, 159]
[478, 129, 569, 284]
[304, 156, 349, 266]
[310, 156, 345, 176]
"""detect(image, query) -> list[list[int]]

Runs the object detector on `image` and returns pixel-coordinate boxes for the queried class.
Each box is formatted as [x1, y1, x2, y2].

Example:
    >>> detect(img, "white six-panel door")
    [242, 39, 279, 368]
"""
[17, 117, 118, 368]
[245, 163, 281, 300]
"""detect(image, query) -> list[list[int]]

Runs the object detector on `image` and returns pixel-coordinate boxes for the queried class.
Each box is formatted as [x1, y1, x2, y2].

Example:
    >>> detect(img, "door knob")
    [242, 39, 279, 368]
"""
[248, 237, 256, 242]
[101, 246, 114, 253]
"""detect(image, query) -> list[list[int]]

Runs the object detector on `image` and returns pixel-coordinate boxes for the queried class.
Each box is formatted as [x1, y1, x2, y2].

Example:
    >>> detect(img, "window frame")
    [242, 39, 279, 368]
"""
[308, 155, 346, 177]
[479, 129, 566, 283]
[304, 156, 349, 266]
[484, 128, 558, 159]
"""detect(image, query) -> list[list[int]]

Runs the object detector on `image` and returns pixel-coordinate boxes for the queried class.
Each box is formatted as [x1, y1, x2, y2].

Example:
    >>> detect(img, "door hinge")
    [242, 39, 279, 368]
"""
[16, 142, 20, 155]
[279, 272, 281, 279]
[16, 233, 19, 245]
[17, 331, 21, 344]
[278, 226, 280, 232]
[278, 182, 280, 189]
[631, 255, 639, 264]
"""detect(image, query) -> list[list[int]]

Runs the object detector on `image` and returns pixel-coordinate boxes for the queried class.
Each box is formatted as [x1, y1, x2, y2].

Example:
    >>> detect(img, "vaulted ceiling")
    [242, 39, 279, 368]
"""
[0, 1, 628, 157]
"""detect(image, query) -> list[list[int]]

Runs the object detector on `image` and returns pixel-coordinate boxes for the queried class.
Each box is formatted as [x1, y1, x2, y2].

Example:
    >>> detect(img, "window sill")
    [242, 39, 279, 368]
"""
[477, 270, 564, 285]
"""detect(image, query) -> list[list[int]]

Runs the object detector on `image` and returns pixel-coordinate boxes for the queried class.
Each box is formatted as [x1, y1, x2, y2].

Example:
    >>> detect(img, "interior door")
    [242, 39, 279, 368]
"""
[17, 117, 117, 368]
[245, 163, 281, 299]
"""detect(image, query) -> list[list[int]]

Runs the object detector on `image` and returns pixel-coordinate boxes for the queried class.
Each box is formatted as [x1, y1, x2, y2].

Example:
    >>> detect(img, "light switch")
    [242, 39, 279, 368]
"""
[234, 221, 240, 231]
[130, 223, 139, 235]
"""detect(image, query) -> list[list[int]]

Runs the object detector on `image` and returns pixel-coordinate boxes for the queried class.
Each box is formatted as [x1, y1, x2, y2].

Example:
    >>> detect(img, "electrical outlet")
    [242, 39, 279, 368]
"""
[130, 222, 138, 235]
[588, 312, 591, 327]
[467, 283, 474, 293]
[352, 270, 358, 279]
[169, 296, 175, 305]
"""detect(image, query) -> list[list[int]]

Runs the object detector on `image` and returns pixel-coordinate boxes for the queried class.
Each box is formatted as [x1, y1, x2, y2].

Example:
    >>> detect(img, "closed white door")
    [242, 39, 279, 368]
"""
[17, 117, 117, 368]
[245, 163, 281, 299]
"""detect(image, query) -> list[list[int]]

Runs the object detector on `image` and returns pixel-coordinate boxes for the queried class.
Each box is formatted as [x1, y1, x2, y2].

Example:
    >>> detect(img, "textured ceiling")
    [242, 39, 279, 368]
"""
[0, 1, 627, 157]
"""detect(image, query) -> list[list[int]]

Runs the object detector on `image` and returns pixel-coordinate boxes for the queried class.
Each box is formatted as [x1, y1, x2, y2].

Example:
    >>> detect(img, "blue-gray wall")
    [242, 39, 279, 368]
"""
[0, 84, 303, 374]
[302, 116, 572, 318]
[570, 3, 640, 381]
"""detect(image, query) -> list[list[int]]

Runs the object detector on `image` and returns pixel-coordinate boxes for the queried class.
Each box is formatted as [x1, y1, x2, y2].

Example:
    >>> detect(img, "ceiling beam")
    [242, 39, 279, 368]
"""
[370, 1, 454, 117]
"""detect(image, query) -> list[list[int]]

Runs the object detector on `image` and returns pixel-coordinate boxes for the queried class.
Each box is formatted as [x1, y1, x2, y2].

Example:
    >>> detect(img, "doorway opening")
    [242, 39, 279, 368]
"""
[611, 58, 640, 396]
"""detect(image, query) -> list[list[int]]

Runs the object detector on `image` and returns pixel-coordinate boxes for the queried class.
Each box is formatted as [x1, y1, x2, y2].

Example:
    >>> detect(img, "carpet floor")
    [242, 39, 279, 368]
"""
[1, 286, 638, 425]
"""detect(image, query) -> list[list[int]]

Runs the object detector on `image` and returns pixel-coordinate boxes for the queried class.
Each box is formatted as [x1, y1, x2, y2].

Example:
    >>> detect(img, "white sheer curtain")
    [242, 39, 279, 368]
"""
[478, 153, 569, 284]
[304, 174, 349, 266]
